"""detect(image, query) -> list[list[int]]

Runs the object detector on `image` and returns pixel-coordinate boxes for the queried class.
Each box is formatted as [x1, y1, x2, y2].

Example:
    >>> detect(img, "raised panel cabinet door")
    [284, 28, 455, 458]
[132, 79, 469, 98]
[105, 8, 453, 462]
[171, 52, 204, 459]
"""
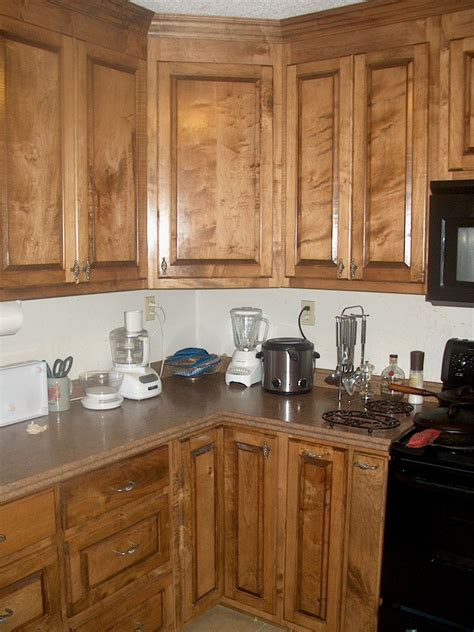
[156, 62, 273, 279]
[180, 429, 224, 623]
[341, 453, 388, 632]
[75, 41, 147, 285]
[447, 35, 474, 172]
[352, 43, 429, 284]
[286, 57, 352, 281]
[223, 428, 277, 614]
[284, 440, 346, 631]
[0, 19, 76, 290]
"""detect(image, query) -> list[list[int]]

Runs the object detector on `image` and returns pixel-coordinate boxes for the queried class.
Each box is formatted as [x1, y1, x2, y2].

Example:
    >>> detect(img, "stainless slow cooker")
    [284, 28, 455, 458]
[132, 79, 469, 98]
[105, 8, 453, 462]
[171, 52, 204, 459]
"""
[257, 337, 320, 394]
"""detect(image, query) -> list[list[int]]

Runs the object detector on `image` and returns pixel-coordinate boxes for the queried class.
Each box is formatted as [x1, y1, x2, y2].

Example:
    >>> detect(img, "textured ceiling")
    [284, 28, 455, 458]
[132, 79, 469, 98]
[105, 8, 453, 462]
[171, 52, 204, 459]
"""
[131, 0, 365, 20]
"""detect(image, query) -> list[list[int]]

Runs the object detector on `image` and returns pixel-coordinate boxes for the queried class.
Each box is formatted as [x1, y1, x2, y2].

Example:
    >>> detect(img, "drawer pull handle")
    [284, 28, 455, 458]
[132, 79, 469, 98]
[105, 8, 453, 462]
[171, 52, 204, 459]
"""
[303, 450, 330, 460]
[0, 608, 13, 624]
[354, 461, 379, 471]
[0, 534, 6, 543]
[134, 625, 144, 632]
[262, 441, 271, 460]
[111, 480, 136, 493]
[115, 542, 140, 557]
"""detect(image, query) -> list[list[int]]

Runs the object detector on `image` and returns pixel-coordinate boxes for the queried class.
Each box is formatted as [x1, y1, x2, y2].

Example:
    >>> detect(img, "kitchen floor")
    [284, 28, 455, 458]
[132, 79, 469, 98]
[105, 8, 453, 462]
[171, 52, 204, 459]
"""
[184, 605, 288, 631]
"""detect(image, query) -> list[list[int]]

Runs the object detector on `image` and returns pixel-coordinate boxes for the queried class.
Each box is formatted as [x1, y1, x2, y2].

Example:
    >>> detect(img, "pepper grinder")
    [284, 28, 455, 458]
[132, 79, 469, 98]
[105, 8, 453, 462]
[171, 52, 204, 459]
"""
[408, 350, 424, 405]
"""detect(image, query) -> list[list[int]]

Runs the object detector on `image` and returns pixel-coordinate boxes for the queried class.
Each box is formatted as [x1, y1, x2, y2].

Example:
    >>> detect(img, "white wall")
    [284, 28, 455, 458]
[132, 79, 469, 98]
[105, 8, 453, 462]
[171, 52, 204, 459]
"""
[0, 290, 197, 379]
[196, 288, 473, 382]
[0, 287, 472, 383]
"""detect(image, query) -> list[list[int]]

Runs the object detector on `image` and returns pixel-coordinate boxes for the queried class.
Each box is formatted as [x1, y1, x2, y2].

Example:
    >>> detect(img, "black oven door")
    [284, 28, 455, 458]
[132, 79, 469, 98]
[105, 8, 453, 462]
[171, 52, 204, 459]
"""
[379, 456, 474, 631]
[427, 181, 474, 306]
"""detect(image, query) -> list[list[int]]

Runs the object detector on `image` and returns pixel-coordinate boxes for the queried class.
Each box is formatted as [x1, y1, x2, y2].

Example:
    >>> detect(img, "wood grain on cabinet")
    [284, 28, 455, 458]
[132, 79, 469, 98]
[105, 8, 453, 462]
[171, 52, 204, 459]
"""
[75, 40, 147, 285]
[154, 61, 273, 281]
[0, 544, 61, 631]
[341, 452, 388, 632]
[0, 18, 76, 290]
[223, 428, 277, 615]
[60, 446, 169, 529]
[179, 429, 224, 624]
[284, 440, 346, 631]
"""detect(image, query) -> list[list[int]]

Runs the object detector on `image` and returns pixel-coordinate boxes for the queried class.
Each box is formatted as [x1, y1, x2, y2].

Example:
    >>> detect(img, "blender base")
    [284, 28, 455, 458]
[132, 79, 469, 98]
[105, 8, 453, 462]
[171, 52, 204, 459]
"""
[225, 350, 262, 387]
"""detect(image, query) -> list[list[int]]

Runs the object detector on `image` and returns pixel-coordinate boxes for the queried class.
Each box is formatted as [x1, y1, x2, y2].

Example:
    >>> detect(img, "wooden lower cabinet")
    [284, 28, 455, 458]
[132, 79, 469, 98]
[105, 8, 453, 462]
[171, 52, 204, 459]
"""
[223, 427, 278, 615]
[341, 452, 388, 632]
[284, 439, 346, 631]
[178, 429, 224, 624]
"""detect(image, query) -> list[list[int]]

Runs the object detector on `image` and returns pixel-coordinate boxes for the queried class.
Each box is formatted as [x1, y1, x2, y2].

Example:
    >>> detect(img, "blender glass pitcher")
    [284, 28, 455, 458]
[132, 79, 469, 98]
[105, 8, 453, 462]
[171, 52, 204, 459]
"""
[230, 307, 269, 351]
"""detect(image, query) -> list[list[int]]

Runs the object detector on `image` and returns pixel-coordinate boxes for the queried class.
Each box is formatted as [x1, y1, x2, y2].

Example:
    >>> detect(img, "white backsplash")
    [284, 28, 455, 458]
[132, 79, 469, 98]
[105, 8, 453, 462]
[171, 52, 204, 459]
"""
[0, 287, 472, 382]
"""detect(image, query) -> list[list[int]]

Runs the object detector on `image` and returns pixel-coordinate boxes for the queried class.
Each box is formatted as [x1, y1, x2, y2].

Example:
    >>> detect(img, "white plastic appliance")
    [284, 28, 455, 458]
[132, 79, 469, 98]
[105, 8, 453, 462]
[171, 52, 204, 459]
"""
[225, 307, 269, 387]
[0, 361, 48, 426]
[110, 310, 162, 400]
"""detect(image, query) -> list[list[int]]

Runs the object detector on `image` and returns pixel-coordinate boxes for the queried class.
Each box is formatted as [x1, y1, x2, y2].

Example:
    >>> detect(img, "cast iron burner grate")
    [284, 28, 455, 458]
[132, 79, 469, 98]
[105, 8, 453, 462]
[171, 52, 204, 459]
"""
[322, 410, 400, 433]
[365, 400, 413, 416]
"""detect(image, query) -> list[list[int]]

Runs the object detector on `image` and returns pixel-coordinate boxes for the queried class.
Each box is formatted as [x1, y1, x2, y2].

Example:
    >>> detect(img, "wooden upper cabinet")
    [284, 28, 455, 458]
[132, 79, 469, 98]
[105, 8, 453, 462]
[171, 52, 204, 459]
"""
[352, 44, 428, 284]
[76, 41, 147, 285]
[0, 21, 75, 290]
[286, 57, 352, 282]
[156, 61, 273, 279]
[286, 43, 428, 289]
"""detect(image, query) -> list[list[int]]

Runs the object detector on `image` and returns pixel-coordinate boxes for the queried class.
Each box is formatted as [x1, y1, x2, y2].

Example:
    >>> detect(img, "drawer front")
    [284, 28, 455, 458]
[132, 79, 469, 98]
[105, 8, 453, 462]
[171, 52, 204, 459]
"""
[60, 446, 169, 528]
[0, 545, 61, 631]
[71, 572, 174, 631]
[65, 494, 170, 615]
[0, 489, 56, 560]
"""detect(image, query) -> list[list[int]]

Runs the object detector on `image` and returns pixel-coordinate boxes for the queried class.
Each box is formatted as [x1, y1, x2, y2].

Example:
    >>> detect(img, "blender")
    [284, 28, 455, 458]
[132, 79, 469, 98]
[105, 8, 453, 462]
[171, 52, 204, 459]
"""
[110, 310, 162, 400]
[225, 307, 269, 387]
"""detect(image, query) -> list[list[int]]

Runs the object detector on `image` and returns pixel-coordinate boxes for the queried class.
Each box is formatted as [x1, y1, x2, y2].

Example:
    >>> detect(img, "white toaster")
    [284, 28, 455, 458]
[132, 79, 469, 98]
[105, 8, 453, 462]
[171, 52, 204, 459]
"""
[0, 361, 49, 426]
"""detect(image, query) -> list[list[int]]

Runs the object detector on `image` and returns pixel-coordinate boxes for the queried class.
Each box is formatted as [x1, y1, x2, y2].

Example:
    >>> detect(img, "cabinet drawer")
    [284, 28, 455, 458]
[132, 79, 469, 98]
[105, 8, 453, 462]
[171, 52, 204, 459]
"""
[0, 489, 56, 560]
[65, 494, 170, 615]
[71, 573, 174, 631]
[0, 545, 61, 631]
[60, 446, 169, 528]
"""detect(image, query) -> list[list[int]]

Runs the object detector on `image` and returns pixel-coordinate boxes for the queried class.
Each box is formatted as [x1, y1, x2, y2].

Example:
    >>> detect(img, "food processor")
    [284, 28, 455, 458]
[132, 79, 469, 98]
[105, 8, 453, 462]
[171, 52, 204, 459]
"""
[110, 310, 162, 400]
[225, 307, 269, 387]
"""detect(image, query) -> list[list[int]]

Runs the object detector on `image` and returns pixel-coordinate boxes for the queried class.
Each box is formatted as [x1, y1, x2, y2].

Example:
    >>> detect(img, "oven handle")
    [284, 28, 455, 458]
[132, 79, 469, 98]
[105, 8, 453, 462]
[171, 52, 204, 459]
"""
[431, 553, 474, 574]
[394, 469, 474, 497]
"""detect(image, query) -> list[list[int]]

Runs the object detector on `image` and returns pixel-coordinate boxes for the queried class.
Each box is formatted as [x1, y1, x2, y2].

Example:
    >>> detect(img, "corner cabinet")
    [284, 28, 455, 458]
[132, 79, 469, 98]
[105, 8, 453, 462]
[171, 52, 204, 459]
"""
[286, 43, 429, 291]
[151, 58, 273, 283]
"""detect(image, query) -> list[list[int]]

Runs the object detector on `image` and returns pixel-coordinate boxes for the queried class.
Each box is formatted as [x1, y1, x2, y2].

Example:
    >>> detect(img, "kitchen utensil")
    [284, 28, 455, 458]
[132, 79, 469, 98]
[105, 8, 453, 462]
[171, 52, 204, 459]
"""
[52, 356, 73, 378]
[79, 370, 124, 410]
[43, 360, 53, 378]
[257, 337, 319, 394]
[225, 307, 270, 387]
[389, 383, 474, 407]
[110, 310, 161, 400]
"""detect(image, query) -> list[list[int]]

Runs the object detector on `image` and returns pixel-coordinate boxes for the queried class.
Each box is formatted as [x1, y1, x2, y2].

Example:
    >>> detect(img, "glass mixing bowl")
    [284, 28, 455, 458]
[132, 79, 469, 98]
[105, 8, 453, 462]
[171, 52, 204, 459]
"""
[79, 370, 123, 397]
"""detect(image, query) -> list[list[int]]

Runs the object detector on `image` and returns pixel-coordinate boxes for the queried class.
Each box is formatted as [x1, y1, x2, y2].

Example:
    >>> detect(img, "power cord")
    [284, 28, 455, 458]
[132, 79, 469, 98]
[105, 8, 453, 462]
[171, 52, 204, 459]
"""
[298, 305, 310, 340]
[147, 303, 166, 378]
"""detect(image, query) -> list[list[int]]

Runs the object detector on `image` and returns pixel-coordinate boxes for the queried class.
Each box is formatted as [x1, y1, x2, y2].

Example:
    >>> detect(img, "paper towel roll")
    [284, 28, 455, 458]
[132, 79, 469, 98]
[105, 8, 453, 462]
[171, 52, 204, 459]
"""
[0, 301, 24, 336]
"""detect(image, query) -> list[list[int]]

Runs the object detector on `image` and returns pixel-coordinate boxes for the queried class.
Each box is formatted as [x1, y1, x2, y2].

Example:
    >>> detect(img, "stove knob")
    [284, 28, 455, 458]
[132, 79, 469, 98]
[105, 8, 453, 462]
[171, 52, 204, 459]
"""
[272, 378, 281, 389]
[298, 378, 308, 388]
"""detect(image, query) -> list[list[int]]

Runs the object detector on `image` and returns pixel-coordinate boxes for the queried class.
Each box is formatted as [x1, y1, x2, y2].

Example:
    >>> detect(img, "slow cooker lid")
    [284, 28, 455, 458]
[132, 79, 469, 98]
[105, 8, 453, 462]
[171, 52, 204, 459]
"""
[262, 337, 314, 351]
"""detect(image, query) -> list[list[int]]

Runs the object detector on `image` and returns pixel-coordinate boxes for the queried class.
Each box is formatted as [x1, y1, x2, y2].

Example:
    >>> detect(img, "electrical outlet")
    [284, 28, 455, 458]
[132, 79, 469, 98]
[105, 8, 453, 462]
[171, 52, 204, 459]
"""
[145, 296, 156, 321]
[301, 300, 315, 326]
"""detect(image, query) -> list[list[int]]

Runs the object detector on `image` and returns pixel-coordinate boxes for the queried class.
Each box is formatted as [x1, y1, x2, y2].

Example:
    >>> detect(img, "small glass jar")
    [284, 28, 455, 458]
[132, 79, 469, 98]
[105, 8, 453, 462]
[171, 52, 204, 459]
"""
[380, 354, 405, 400]
[359, 361, 375, 402]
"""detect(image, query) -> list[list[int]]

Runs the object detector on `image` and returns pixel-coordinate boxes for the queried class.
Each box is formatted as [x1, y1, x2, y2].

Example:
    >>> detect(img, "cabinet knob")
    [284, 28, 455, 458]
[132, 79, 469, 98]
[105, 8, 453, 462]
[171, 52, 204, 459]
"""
[111, 480, 137, 493]
[0, 534, 6, 544]
[350, 259, 358, 279]
[82, 260, 92, 281]
[262, 441, 271, 460]
[354, 461, 379, 471]
[161, 257, 168, 274]
[0, 608, 13, 624]
[337, 259, 345, 278]
[70, 260, 80, 284]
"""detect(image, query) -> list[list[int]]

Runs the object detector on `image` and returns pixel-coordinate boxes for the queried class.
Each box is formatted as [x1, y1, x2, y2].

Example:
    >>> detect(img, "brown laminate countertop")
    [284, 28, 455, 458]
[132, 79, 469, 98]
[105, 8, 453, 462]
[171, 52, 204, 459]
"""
[0, 373, 422, 502]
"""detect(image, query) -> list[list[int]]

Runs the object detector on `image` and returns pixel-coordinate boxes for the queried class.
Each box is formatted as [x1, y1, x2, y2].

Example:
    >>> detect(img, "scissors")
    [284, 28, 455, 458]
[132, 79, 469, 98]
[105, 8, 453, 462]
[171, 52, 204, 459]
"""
[52, 356, 73, 378]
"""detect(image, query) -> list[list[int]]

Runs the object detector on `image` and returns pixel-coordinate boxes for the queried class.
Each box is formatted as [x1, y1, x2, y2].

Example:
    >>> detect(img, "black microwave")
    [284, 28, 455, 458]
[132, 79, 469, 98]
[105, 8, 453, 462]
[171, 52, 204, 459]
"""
[427, 180, 474, 306]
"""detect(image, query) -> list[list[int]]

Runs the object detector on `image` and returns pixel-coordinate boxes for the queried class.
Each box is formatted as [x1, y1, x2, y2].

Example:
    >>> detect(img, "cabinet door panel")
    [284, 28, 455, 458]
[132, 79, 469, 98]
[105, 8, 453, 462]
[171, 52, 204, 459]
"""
[448, 36, 474, 172]
[341, 454, 388, 632]
[76, 41, 147, 285]
[157, 62, 273, 279]
[224, 428, 276, 614]
[180, 429, 223, 623]
[0, 21, 75, 289]
[285, 441, 345, 631]
[352, 44, 428, 283]
[286, 57, 352, 280]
